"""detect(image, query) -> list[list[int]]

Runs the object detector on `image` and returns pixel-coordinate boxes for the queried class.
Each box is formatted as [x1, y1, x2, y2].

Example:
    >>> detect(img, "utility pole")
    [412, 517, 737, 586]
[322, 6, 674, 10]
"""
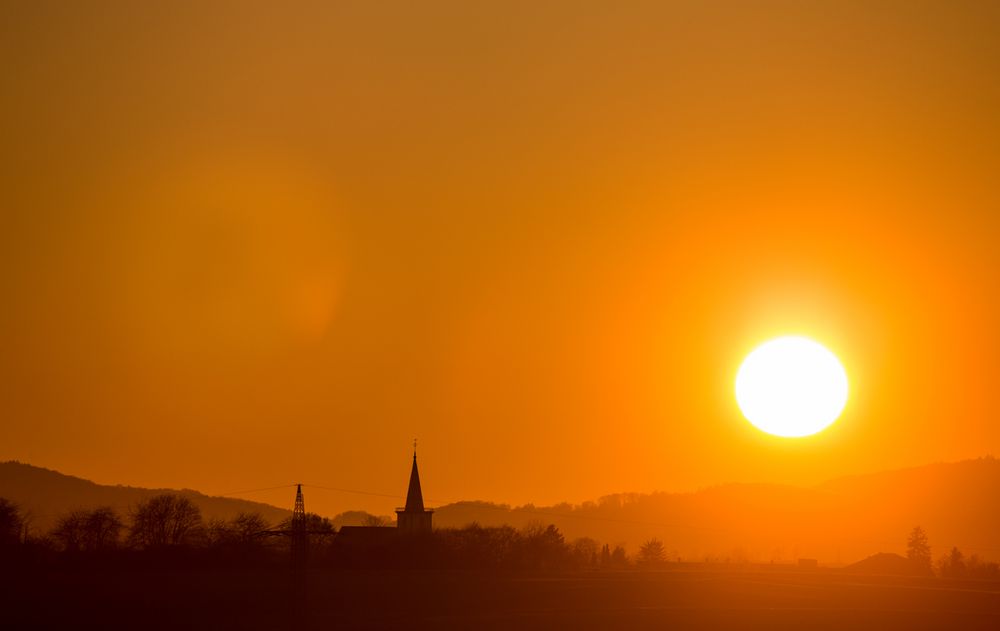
[291, 483, 308, 571]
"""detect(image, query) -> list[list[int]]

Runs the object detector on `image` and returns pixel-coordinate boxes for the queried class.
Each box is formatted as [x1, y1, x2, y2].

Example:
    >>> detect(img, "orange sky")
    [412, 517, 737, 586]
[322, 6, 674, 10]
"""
[2, 1, 999, 517]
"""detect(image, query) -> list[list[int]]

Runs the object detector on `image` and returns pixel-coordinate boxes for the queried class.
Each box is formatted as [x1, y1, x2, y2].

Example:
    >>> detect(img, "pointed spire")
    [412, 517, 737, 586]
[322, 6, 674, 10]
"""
[404, 449, 425, 512]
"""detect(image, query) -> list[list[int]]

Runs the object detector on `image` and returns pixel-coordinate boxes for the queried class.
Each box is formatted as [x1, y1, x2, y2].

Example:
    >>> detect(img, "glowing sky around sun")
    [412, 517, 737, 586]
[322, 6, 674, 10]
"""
[2, 1, 999, 516]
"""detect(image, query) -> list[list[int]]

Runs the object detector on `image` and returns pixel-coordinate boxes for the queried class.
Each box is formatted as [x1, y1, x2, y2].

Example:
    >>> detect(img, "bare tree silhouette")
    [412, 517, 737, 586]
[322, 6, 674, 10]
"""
[0, 498, 23, 546]
[231, 512, 269, 542]
[127, 494, 203, 549]
[570, 537, 600, 567]
[277, 512, 334, 533]
[52, 507, 124, 552]
[361, 514, 391, 527]
[206, 512, 270, 547]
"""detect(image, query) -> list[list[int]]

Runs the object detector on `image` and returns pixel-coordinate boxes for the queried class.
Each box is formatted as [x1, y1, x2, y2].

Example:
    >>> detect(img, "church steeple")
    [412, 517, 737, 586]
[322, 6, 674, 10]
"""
[396, 440, 433, 535]
[404, 451, 425, 512]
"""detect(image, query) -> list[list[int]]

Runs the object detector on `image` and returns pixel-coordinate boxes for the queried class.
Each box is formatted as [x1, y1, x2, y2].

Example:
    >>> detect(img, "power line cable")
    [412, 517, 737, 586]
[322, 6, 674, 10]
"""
[216, 483, 298, 497]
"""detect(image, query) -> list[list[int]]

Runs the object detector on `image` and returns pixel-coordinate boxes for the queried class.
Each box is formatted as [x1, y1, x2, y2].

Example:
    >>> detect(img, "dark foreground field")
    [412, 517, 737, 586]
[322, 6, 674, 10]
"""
[4, 567, 1000, 630]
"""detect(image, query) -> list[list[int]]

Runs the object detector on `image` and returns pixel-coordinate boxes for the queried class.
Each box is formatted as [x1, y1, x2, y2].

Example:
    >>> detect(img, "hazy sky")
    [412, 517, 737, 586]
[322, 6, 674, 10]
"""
[2, 1, 999, 517]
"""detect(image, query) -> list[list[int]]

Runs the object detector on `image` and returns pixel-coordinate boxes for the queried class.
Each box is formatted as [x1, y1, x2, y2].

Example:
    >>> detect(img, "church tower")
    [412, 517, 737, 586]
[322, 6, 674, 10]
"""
[396, 445, 433, 535]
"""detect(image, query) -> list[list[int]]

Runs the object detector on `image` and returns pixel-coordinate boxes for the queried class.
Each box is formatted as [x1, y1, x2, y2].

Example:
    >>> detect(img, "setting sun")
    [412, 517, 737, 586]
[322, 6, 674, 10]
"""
[736, 336, 849, 438]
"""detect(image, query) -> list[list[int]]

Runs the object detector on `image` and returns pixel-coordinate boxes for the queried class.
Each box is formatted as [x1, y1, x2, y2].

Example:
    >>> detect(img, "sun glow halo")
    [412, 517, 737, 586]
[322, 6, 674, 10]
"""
[735, 336, 848, 438]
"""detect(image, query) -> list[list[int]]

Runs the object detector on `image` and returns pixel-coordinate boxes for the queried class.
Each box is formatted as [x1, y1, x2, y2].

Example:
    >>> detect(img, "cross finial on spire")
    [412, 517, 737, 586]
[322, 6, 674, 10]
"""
[413, 438, 417, 458]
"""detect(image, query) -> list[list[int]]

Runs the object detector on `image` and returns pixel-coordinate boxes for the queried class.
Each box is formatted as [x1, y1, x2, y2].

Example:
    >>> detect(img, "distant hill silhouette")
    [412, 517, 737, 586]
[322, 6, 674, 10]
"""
[430, 457, 1000, 564]
[0, 461, 292, 533]
[0, 461, 393, 534]
[4, 457, 999, 564]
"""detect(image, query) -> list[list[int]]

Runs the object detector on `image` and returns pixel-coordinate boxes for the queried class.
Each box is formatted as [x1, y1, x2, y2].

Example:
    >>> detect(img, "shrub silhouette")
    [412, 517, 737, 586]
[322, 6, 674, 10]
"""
[937, 546, 967, 578]
[206, 512, 270, 547]
[965, 554, 1000, 579]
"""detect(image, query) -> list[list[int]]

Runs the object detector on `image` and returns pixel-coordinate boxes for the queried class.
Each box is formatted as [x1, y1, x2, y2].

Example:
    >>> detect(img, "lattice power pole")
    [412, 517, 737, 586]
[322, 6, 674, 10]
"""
[290, 483, 308, 571]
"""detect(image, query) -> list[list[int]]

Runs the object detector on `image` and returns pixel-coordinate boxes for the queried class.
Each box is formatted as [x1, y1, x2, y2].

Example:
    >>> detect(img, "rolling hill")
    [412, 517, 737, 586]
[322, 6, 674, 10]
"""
[4, 457, 999, 564]
[0, 461, 292, 533]
[430, 457, 1000, 564]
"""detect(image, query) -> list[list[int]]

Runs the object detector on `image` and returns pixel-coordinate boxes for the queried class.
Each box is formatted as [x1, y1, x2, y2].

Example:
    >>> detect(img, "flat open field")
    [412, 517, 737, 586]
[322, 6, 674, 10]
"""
[5, 567, 1000, 630]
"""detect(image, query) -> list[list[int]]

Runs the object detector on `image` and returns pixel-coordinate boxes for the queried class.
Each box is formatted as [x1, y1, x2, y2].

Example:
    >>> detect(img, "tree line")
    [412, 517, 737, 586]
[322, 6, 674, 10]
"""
[0, 495, 631, 570]
[1, 494, 286, 553]
[906, 525, 999, 579]
[3, 496, 997, 576]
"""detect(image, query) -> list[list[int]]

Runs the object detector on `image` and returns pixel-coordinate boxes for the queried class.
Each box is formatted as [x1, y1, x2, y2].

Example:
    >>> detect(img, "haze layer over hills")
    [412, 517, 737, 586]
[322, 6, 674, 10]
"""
[3, 457, 998, 564]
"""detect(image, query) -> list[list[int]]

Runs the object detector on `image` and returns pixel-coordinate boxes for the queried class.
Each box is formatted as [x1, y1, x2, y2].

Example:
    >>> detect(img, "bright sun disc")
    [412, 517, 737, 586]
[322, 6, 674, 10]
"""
[735, 336, 848, 438]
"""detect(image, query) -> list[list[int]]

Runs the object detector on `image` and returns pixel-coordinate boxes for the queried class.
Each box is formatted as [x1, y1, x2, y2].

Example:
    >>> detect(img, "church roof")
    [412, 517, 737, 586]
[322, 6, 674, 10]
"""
[404, 453, 425, 512]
